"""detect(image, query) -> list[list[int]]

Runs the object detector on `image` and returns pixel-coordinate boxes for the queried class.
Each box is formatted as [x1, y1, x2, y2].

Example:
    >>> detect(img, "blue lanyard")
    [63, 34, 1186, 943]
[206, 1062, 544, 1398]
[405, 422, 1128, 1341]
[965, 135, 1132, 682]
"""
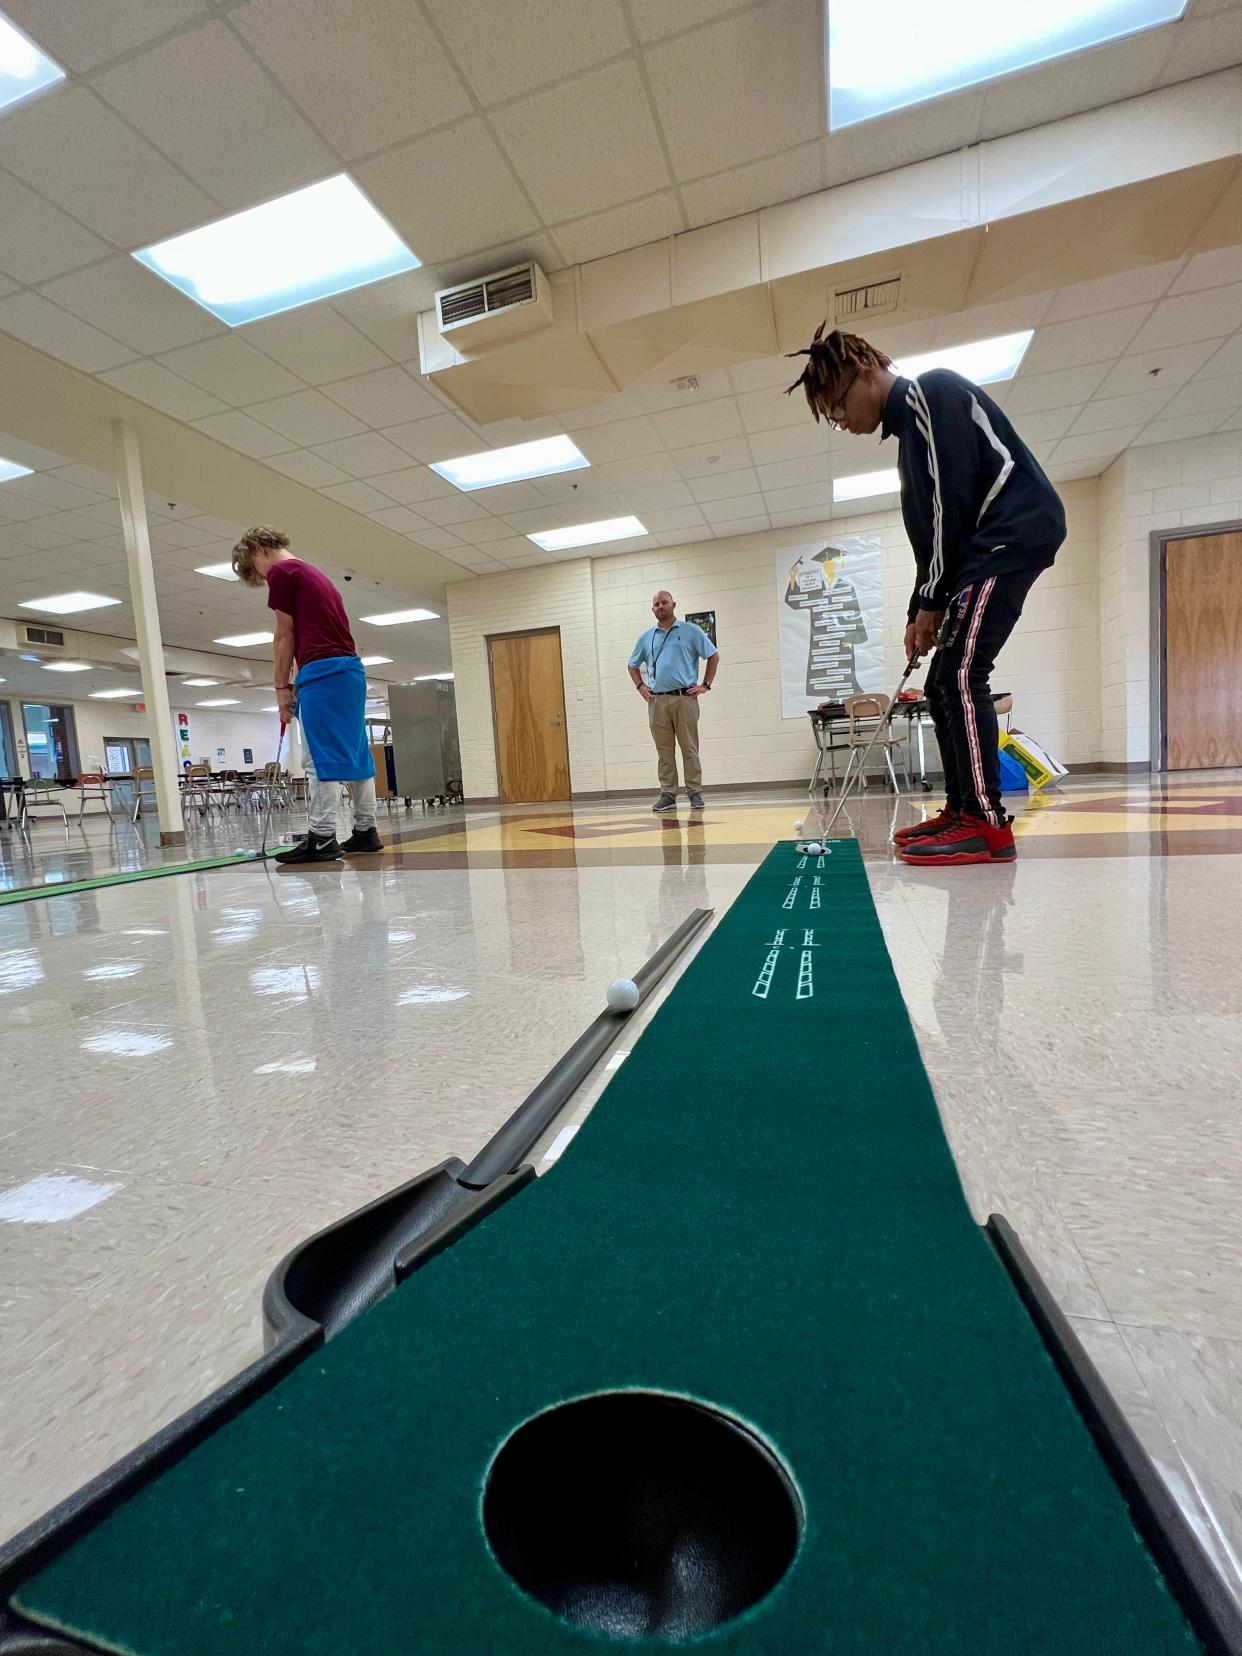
[650, 624, 677, 674]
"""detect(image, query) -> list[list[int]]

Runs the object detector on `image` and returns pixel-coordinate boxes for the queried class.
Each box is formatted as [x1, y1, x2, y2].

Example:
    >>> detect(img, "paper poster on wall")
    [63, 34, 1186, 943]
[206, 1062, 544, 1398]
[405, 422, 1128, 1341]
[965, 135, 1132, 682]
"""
[776, 534, 883, 717]
[176, 710, 192, 764]
[685, 610, 716, 645]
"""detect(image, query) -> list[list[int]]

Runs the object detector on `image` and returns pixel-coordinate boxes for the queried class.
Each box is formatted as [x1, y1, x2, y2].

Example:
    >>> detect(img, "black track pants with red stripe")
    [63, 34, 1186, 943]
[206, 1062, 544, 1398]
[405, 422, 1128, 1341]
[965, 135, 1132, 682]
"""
[923, 570, 1039, 827]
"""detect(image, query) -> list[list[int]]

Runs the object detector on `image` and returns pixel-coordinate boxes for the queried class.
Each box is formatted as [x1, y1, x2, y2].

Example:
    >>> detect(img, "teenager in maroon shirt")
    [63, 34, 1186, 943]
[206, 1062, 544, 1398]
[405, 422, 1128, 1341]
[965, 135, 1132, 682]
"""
[231, 526, 382, 864]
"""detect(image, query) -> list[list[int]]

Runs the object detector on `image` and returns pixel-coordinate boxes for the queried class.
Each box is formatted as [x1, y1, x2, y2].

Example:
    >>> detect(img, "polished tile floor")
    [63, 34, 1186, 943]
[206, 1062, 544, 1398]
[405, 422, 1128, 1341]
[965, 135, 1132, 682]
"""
[2, 776, 1241, 1609]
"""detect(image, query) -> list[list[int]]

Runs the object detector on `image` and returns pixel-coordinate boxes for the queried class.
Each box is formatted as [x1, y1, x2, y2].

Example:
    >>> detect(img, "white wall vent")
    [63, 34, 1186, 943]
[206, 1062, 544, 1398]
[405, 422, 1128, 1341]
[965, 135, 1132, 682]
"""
[434, 261, 553, 349]
[832, 274, 902, 323]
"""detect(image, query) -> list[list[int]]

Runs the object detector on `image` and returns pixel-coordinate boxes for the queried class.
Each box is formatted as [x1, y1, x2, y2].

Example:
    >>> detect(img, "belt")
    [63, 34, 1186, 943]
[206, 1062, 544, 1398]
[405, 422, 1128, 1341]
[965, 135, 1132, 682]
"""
[651, 688, 692, 696]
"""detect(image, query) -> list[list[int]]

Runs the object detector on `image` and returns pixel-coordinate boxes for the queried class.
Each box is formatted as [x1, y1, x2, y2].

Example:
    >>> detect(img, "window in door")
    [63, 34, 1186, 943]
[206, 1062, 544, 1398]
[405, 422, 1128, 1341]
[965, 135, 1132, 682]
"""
[22, 703, 79, 781]
[0, 702, 16, 778]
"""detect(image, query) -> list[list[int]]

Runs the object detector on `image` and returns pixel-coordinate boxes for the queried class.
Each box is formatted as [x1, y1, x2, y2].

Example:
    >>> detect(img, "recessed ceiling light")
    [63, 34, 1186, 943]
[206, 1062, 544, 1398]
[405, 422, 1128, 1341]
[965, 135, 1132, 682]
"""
[358, 655, 393, 666]
[261, 705, 280, 713]
[827, 0, 1187, 129]
[19, 591, 122, 615]
[431, 435, 589, 492]
[414, 673, 455, 681]
[359, 608, 439, 626]
[214, 631, 274, 647]
[197, 698, 241, 707]
[41, 661, 92, 672]
[0, 12, 64, 116]
[181, 678, 220, 687]
[528, 515, 647, 552]
[194, 562, 239, 581]
[0, 455, 34, 483]
[89, 687, 143, 700]
[134, 174, 420, 327]
[834, 468, 901, 502]
[896, 331, 1033, 387]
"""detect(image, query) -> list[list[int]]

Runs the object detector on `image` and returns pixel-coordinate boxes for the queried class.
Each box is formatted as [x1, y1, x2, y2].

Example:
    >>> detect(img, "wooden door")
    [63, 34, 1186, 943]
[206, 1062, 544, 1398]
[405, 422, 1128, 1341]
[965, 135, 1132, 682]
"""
[1165, 532, 1242, 770]
[488, 629, 571, 802]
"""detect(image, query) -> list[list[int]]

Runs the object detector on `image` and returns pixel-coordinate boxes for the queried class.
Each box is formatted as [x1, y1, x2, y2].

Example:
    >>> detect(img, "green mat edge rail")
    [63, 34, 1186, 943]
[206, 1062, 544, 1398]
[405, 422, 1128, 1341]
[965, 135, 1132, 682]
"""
[0, 852, 274, 908]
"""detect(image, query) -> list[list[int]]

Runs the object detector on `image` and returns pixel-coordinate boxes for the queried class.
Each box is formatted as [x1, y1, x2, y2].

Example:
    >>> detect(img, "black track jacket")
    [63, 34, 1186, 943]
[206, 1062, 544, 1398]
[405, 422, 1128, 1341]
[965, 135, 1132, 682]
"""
[882, 369, 1066, 618]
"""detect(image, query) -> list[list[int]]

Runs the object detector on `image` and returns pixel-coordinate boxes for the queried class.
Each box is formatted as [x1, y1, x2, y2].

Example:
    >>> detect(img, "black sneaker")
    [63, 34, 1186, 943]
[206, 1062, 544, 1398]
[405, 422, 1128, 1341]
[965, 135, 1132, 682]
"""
[652, 793, 677, 813]
[274, 832, 343, 865]
[687, 791, 705, 810]
[340, 826, 384, 854]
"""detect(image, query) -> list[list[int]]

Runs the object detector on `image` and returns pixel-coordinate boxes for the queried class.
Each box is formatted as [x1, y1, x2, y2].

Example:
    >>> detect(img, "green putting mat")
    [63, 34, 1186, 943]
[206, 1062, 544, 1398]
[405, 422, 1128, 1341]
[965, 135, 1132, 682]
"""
[0, 852, 272, 907]
[15, 843, 1200, 1653]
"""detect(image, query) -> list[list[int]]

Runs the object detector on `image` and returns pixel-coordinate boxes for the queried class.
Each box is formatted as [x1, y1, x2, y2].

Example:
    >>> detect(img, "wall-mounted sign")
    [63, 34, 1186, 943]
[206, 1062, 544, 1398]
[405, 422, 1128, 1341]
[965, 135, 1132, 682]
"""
[776, 534, 882, 716]
[685, 610, 716, 645]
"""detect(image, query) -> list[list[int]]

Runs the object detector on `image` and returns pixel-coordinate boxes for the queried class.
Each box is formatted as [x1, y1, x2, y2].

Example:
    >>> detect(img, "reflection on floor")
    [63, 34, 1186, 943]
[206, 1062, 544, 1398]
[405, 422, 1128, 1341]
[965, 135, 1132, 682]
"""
[2, 774, 1241, 1606]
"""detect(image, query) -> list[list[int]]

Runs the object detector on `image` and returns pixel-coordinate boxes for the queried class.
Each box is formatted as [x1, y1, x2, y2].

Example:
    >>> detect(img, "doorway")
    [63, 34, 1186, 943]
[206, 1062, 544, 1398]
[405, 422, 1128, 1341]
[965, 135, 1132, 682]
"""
[21, 703, 79, 780]
[104, 735, 153, 809]
[1161, 530, 1242, 770]
[487, 628, 571, 803]
[0, 701, 16, 778]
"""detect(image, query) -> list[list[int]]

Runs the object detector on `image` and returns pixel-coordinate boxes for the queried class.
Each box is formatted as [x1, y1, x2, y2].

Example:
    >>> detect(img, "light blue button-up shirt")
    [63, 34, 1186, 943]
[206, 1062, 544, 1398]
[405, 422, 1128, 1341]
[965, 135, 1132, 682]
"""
[628, 621, 717, 692]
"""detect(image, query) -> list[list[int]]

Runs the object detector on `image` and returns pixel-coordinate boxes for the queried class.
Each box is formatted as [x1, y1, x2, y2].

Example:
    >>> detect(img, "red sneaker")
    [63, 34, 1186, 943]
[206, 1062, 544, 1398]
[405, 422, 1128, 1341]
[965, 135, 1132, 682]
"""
[899, 814, 1015, 866]
[893, 807, 957, 847]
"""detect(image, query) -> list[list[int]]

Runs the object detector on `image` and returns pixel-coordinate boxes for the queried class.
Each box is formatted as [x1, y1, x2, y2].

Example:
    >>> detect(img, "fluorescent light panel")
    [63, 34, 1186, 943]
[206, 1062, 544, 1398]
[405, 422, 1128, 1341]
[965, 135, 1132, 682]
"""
[41, 661, 91, 672]
[359, 608, 438, 626]
[214, 631, 273, 647]
[0, 11, 64, 116]
[431, 435, 589, 492]
[834, 468, 901, 502]
[89, 688, 142, 700]
[134, 174, 420, 327]
[358, 655, 393, 666]
[528, 515, 646, 552]
[197, 698, 240, 707]
[0, 455, 34, 483]
[828, 0, 1187, 129]
[897, 331, 1033, 387]
[195, 562, 239, 581]
[414, 673, 455, 681]
[20, 591, 122, 615]
[181, 678, 219, 687]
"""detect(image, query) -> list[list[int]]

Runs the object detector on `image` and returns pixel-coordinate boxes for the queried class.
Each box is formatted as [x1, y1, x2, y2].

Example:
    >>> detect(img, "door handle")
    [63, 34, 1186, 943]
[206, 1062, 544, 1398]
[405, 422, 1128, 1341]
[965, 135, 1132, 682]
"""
[550, 717, 564, 729]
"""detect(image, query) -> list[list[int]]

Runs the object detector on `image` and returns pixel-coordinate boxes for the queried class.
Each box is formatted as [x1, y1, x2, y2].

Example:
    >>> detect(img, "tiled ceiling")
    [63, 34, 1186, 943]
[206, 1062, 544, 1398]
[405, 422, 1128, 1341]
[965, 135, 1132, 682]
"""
[0, 0, 1240, 591]
[0, 435, 452, 687]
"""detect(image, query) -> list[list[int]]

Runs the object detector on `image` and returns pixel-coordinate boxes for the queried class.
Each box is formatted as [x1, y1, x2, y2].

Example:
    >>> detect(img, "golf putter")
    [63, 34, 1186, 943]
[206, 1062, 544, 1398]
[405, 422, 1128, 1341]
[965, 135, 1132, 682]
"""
[258, 719, 287, 859]
[820, 657, 921, 841]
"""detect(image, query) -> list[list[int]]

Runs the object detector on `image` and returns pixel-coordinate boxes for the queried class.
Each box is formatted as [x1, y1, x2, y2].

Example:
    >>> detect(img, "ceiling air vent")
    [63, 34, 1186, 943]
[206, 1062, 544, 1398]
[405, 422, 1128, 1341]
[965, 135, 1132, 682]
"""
[833, 275, 902, 324]
[23, 624, 66, 648]
[434, 261, 553, 350]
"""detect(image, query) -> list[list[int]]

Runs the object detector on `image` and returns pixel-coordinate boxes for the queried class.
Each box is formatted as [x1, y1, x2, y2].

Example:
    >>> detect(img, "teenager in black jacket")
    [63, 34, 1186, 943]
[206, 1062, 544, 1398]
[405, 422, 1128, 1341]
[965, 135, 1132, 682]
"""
[788, 326, 1066, 866]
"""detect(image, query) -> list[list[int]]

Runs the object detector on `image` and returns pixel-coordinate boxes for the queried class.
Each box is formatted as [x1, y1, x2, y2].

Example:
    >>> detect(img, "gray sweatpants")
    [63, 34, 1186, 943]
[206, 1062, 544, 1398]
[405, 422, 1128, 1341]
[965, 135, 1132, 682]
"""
[304, 745, 377, 839]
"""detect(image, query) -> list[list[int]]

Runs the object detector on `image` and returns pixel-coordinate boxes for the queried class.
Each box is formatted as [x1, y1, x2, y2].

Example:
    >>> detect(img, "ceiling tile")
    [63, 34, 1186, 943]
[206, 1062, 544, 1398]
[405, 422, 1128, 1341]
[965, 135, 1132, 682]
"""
[529, 466, 618, 502]
[763, 480, 834, 514]
[192, 412, 297, 458]
[629, 0, 751, 41]
[1070, 388, 1176, 433]
[652, 397, 743, 448]
[147, 517, 220, 548]
[1200, 334, 1242, 379]
[687, 468, 761, 502]
[1020, 305, 1152, 376]
[573, 418, 665, 463]
[736, 384, 807, 434]
[358, 120, 539, 265]
[975, 27, 1170, 145]
[601, 453, 683, 490]
[36, 510, 121, 541]
[99, 360, 229, 421]
[159, 337, 305, 404]
[1011, 407, 1080, 444]
[264, 450, 353, 488]
[1138, 412, 1229, 444]
[709, 514, 769, 538]
[322, 366, 443, 429]
[1160, 372, 1242, 420]
[1160, 4, 1242, 80]
[406, 525, 467, 553]
[39, 256, 222, 354]
[0, 292, 136, 373]
[367, 505, 436, 536]
[640, 505, 707, 533]
[1128, 286, 1242, 353]
[1043, 261, 1183, 323]
[330, 270, 443, 362]
[681, 141, 822, 229]
[233, 0, 472, 158]
[385, 412, 488, 463]
[246, 389, 367, 446]
[700, 493, 767, 523]
[417, 493, 493, 527]
[491, 61, 670, 222]
[451, 515, 523, 546]
[729, 356, 802, 395]
[0, 171, 111, 286]
[50, 464, 116, 495]
[1051, 429, 1142, 466]
[745, 422, 830, 466]
[673, 435, 754, 478]
[1093, 338, 1223, 398]
[553, 192, 684, 266]
[645, 0, 823, 179]
[240, 308, 390, 387]
[311, 432, 415, 477]
[3, 473, 105, 511]
[92, 21, 337, 209]
[1170, 245, 1242, 295]
[623, 481, 695, 512]
[319, 480, 401, 512]
[0, 87, 216, 248]
[757, 453, 833, 491]
[364, 466, 455, 506]
[2, 0, 206, 73]
[501, 495, 629, 534]
[1006, 363, 1110, 415]
[0, 522, 74, 549]
[446, 479, 543, 513]
[435, 0, 631, 102]
[823, 94, 983, 188]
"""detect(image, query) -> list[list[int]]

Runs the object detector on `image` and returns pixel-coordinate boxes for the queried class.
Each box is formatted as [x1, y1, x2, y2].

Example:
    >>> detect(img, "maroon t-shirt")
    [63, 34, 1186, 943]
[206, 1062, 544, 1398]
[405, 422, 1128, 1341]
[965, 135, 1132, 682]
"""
[266, 558, 356, 667]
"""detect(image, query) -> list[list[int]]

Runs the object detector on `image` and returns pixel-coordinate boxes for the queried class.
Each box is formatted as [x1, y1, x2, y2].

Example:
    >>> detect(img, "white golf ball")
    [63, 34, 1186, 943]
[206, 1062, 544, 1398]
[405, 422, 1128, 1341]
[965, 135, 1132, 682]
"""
[805, 841, 824, 855]
[606, 978, 640, 1013]
[793, 819, 804, 831]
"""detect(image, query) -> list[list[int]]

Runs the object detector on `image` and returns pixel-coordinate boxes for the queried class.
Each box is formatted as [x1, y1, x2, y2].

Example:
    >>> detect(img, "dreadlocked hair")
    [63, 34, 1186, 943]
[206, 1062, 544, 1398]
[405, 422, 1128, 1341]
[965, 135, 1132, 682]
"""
[784, 324, 894, 421]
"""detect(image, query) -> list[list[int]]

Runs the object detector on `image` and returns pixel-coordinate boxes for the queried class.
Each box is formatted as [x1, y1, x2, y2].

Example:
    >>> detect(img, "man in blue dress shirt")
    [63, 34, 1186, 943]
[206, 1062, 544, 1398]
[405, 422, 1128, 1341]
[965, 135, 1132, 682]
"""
[627, 590, 720, 813]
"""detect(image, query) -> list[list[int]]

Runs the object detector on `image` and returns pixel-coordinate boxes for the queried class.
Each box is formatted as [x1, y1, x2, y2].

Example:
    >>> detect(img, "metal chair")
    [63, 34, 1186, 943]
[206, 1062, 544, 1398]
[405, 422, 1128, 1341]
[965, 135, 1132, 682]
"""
[182, 763, 217, 818]
[839, 693, 911, 796]
[19, 778, 69, 831]
[131, 766, 157, 823]
[77, 772, 114, 822]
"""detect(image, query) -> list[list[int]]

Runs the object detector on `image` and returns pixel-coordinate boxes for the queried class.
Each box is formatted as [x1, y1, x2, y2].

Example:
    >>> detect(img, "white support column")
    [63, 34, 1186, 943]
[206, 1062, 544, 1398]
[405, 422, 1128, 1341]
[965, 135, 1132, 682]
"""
[113, 420, 186, 846]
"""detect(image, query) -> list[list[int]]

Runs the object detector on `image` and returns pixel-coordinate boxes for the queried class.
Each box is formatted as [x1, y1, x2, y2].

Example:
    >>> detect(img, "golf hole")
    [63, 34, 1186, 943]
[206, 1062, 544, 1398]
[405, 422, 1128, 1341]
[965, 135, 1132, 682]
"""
[482, 1391, 802, 1641]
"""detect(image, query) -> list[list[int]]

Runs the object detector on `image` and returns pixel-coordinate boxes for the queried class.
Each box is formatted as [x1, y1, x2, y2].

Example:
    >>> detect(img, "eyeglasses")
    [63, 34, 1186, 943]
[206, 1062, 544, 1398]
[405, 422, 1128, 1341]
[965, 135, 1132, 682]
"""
[826, 369, 858, 430]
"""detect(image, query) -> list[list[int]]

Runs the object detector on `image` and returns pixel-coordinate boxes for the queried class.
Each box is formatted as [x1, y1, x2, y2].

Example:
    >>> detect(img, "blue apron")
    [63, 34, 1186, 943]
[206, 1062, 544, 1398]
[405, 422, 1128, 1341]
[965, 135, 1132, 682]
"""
[294, 655, 375, 783]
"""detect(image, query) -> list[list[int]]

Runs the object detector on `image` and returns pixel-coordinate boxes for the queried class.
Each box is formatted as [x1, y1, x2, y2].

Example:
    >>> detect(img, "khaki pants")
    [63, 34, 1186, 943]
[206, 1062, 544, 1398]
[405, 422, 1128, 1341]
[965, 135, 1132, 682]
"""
[648, 693, 701, 793]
